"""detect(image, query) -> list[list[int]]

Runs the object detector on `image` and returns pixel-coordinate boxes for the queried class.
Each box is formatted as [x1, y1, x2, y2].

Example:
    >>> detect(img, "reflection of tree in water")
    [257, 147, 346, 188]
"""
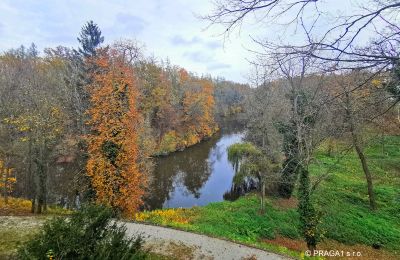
[144, 134, 218, 209]
[223, 177, 258, 201]
[144, 119, 246, 210]
[218, 117, 247, 135]
[142, 157, 177, 210]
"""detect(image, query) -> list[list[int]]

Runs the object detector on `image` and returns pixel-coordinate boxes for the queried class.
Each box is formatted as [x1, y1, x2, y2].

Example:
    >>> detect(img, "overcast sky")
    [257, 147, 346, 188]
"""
[0, 0, 370, 84]
[0, 0, 259, 83]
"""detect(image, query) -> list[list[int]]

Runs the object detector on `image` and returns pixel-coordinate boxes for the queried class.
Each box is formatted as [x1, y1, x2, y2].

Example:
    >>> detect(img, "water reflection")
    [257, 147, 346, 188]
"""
[144, 120, 245, 209]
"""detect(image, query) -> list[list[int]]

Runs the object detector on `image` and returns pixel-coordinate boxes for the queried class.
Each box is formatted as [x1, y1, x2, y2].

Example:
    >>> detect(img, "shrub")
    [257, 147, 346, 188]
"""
[158, 131, 178, 154]
[134, 208, 193, 226]
[18, 204, 147, 260]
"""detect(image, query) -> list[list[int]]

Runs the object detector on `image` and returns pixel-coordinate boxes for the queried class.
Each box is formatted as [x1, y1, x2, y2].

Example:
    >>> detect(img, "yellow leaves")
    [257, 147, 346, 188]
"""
[152, 74, 218, 155]
[3, 104, 64, 141]
[0, 196, 31, 210]
[50, 106, 61, 117]
[19, 125, 31, 132]
[185, 131, 200, 147]
[158, 131, 179, 154]
[371, 79, 381, 87]
[134, 208, 193, 226]
[0, 160, 16, 192]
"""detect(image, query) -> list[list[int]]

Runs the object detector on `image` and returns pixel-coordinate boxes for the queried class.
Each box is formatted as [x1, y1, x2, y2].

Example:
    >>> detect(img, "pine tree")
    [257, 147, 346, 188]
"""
[77, 21, 104, 58]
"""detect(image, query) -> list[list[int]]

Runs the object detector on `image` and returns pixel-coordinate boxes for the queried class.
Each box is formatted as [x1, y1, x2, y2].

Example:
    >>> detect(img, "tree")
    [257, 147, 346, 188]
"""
[86, 48, 146, 216]
[18, 204, 146, 259]
[243, 54, 335, 250]
[228, 142, 280, 214]
[329, 72, 385, 210]
[77, 21, 104, 58]
[181, 75, 218, 145]
[0, 46, 67, 213]
[0, 159, 16, 203]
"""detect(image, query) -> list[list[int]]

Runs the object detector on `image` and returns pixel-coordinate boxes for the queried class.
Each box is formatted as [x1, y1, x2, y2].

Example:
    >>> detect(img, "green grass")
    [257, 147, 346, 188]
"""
[310, 135, 400, 251]
[0, 216, 46, 259]
[136, 135, 400, 258]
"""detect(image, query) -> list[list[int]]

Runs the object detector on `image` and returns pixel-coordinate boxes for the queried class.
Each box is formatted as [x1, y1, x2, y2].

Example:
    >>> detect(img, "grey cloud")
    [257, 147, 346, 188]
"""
[171, 35, 202, 45]
[207, 62, 231, 70]
[183, 51, 213, 63]
[205, 41, 221, 49]
[116, 13, 147, 34]
[172, 35, 221, 50]
[184, 50, 231, 71]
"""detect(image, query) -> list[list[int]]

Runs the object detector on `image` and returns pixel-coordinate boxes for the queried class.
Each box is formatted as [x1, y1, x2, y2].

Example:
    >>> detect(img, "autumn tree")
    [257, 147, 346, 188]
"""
[0, 45, 68, 213]
[181, 72, 218, 146]
[136, 62, 178, 144]
[86, 48, 146, 216]
[0, 159, 16, 203]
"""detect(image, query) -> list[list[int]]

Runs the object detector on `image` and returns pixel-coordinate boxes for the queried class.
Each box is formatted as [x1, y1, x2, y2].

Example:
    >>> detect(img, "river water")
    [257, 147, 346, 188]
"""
[144, 120, 245, 209]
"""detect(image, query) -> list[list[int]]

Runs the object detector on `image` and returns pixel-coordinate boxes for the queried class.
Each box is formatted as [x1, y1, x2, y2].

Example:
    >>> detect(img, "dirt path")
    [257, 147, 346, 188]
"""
[0, 216, 289, 259]
[123, 221, 288, 260]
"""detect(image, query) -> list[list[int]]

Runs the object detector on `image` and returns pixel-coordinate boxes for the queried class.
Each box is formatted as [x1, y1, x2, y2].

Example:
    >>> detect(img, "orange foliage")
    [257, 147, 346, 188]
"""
[182, 78, 218, 141]
[141, 67, 218, 155]
[86, 49, 146, 216]
[179, 68, 190, 82]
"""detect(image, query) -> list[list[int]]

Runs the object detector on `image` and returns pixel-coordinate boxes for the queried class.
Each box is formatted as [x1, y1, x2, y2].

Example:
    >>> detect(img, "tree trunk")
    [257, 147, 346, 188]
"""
[260, 181, 266, 214]
[345, 92, 376, 210]
[2, 156, 12, 204]
[43, 162, 49, 212]
[33, 144, 47, 214]
[308, 244, 316, 255]
[353, 140, 376, 210]
[31, 197, 36, 214]
[2, 168, 8, 204]
[37, 197, 42, 214]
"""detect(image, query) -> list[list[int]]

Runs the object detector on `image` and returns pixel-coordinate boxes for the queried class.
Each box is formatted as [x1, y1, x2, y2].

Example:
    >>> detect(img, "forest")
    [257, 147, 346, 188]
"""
[0, 22, 249, 216]
[0, 0, 400, 259]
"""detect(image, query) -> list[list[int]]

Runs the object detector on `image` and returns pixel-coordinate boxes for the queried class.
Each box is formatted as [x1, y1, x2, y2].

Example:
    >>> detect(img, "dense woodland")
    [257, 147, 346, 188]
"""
[0, 21, 248, 215]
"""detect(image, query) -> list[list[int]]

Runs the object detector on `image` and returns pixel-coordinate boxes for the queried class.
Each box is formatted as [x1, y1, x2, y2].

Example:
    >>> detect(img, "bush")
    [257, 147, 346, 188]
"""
[18, 204, 147, 260]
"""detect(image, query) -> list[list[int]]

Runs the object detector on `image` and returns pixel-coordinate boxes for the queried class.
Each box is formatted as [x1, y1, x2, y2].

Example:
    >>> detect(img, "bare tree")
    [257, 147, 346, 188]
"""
[205, 0, 400, 68]
[328, 72, 392, 210]
[244, 54, 338, 251]
[204, 0, 400, 115]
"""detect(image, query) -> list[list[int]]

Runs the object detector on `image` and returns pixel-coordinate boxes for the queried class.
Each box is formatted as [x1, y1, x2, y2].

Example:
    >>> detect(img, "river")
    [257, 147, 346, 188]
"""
[144, 120, 245, 209]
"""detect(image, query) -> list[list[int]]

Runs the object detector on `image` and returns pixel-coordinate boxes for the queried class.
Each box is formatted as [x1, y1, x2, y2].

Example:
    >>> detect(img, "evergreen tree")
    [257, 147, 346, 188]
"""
[77, 21, 104, 58]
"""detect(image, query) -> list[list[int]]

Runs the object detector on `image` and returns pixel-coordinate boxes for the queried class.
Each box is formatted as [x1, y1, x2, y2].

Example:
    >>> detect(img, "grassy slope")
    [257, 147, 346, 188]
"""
[311, 136, 400, 251]
[135, 136, 400, 259]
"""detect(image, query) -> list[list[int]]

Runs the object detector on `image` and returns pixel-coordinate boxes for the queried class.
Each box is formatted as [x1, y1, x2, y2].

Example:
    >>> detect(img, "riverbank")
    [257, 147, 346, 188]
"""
[2, 136, 398, 259]
[134, 135, 400, 259]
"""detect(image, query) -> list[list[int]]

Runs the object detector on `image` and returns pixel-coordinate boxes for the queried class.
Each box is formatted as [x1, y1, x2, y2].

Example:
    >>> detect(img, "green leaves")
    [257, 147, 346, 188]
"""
[228, 142, 280, 181]
[18, 204, 146, 260]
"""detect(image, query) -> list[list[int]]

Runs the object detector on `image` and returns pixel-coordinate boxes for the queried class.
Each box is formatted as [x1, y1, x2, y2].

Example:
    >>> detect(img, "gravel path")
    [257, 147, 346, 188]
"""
[123, 221, 288, 260]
